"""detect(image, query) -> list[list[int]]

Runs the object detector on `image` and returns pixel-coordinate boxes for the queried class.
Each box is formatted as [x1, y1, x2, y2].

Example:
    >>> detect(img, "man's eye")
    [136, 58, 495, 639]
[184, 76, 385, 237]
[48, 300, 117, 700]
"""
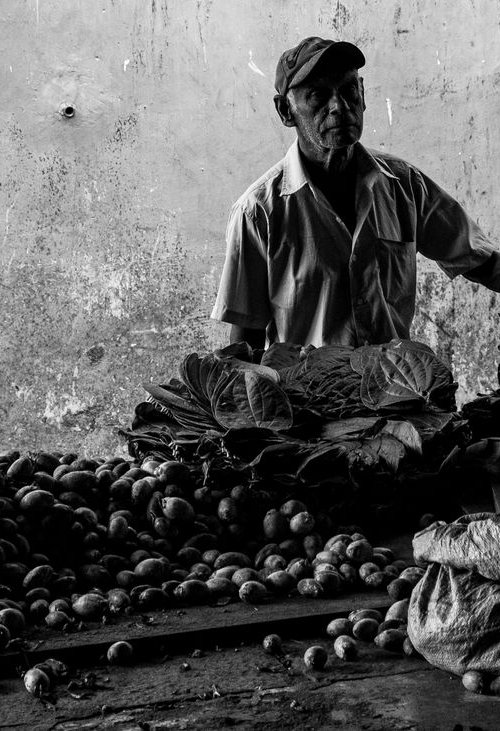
[343, 84, 359, 98]
[309, 90, 327, 102]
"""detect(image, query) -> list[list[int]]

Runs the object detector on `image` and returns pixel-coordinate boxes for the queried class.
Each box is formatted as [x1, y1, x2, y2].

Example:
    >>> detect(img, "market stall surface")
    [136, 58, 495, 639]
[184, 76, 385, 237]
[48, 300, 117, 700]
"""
[2, 592, 499, 731]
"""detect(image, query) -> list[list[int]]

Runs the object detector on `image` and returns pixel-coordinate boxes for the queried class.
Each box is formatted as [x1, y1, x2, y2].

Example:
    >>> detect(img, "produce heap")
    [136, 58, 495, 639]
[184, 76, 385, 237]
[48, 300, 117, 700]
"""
[124, 338, 466, 529]
[0, 338, 475, 647]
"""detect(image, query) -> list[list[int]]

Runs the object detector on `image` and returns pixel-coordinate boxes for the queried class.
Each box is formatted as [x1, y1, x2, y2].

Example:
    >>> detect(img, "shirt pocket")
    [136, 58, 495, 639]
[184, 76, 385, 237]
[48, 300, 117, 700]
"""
[375, 238, 416, 306]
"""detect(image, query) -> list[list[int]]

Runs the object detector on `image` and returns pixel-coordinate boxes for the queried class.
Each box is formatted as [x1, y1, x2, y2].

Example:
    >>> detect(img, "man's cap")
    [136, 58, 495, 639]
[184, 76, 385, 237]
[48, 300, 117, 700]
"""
[275, 37, 365, 96]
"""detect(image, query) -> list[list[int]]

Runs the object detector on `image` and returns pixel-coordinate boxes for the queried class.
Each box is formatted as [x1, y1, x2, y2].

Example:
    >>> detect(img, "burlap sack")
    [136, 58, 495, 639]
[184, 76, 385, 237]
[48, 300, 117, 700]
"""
[407, 512, 500, 675]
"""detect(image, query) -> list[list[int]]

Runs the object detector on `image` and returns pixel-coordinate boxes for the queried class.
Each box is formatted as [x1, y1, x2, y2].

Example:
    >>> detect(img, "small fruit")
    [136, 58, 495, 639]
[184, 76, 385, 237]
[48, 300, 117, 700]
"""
[326, 617, 353, 639]
[304, 645, 328, 670]
[353, 617, 379, 642]
[398, 567, 425, 586]
[346, 540, 373, 565]
[161, 497, 195, 523]
[280, 500, 307, 519]
[358, 562, 380, 581]
[297, 578, 323, 598]
[72, 593, 108, 619]
[265, 570, 295, 595]
[387, 578, 413, 602]
[262, 633, 282, 655]
[489, 675, 500, 696]
[239, 580, 266, 604]
[333, 635, 358, 660]
[348, 608, 382, 624]
[174, 580, 210, 605]
[462, 669, 485, 694]
[0, 607, 25, 636]
[24, 667, 51, 696]
[289, 511, 315, 536]
[263, 510, 288, 541]
[385, 599, 409, 623]
[374, 629, 406, 653]
[107, 640, 134, 665]
[364, 572, 389, 590]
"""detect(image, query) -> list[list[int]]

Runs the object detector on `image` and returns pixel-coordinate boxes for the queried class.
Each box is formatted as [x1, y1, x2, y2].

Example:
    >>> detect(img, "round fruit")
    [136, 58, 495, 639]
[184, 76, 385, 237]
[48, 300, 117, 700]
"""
[289, 511, 315, 536]
[24, 667, 50, 696]
[262, 634, 282, 655]
[304, 645, 327, 670]
[280, 500, 307, 519]
[239, 581, 266, 604]
[326, 617, 353, 639]
[462, 669, 485, 694]
[297, 578, 323, 598]
[72, 593, 108, 619]
[0, 608, 25, 636]
[333, 635, 358, 660]
[374, 629, 406, 652]
[107, 641, 134, 665]
[345, 540, 373, 564]
[385, 599, 409, 623]
[161, 497, 195, 523]
[353, 618, 379, 642]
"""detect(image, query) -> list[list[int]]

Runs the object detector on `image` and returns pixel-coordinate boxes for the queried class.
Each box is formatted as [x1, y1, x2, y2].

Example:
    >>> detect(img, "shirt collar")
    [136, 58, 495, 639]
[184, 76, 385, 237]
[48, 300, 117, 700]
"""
[280, 138, 399, 197]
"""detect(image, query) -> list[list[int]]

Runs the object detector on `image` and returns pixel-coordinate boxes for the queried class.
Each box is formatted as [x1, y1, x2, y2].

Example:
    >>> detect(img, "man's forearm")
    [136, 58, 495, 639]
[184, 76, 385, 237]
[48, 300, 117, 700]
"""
[230, 324, 266, 349]
[464, 252, 500, 292]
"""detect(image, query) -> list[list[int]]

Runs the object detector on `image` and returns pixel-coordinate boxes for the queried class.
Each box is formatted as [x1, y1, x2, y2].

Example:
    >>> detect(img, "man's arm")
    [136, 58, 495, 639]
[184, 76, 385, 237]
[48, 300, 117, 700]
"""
[230, 324, 266, 349]
[462, 253, 500, 291]
[211, 203, 272, 337]
[415, 170, 500, 291]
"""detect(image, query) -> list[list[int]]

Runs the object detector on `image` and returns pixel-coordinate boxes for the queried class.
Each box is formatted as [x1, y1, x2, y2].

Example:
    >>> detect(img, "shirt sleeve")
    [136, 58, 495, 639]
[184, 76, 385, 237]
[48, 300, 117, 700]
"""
[414, 169, 500, 292]
[211, 202, 272, 329]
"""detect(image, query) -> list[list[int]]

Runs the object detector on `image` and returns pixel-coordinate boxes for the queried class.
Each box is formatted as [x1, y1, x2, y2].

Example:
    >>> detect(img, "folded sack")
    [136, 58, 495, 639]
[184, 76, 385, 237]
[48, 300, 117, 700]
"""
[407, 512, 500, 675]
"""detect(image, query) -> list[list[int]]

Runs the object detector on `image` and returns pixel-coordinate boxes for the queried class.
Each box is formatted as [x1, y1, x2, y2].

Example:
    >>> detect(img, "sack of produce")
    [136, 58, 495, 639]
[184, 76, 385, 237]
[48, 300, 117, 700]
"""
[407, 512, 500, 675]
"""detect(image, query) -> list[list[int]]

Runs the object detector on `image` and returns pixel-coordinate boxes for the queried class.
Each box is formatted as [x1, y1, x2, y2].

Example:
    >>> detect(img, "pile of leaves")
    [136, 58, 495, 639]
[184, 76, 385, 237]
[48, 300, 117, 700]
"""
[120, 339, 468, 528]
[124, 339, 461, 475]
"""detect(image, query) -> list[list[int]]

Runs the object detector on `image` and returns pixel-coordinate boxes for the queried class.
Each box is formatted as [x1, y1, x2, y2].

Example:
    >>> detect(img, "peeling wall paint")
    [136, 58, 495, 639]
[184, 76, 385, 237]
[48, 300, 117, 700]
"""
[0, 0, 499, 454]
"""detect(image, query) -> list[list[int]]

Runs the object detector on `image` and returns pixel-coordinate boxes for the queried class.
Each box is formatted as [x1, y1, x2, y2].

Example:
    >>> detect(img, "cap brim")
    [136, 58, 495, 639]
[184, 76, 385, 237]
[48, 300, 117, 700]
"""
[289, 42, 365, 89]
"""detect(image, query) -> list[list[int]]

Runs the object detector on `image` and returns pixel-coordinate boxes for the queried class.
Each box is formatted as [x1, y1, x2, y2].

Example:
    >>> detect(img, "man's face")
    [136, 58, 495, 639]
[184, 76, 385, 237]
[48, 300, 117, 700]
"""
[282, 66, 365, 156]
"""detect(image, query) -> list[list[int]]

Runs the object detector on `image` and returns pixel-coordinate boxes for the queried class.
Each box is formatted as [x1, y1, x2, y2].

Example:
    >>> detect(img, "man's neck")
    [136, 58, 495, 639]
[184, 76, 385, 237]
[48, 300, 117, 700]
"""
[298, 142, 357, 188]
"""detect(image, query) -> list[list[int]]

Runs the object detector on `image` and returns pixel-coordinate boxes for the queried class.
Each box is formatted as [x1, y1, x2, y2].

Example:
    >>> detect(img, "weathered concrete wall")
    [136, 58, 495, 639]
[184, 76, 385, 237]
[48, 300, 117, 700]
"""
[1, 0, 499, 455]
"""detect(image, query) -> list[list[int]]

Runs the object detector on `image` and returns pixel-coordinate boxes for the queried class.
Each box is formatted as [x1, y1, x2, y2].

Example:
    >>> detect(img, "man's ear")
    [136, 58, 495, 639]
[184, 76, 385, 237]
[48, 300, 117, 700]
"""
[274, 94, 296, 128]
[359, 77, 366, 112]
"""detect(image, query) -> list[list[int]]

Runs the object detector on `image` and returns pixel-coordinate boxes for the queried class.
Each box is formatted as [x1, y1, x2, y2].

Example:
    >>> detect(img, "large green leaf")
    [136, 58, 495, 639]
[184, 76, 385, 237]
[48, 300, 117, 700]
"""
[144, 382, 220, 431]
[360, 344, 455, 412]
[213, 371, 293, 431]
[320, 417, 384, 440]
[260, 342, 302, 369]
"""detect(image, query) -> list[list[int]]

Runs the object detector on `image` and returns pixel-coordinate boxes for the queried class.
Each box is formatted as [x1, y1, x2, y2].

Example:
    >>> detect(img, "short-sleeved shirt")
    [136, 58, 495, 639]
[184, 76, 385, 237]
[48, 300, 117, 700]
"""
[211, 139, 500, 347]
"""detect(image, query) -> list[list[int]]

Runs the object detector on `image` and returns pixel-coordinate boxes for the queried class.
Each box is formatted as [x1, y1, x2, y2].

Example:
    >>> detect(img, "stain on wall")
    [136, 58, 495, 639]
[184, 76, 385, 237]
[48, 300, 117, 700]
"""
[1, 0, 499, 454]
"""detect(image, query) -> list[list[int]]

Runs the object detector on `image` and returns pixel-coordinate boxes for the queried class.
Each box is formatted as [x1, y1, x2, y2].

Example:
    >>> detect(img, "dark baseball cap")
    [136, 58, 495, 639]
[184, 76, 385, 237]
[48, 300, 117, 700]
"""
[275, 37, 365, 96]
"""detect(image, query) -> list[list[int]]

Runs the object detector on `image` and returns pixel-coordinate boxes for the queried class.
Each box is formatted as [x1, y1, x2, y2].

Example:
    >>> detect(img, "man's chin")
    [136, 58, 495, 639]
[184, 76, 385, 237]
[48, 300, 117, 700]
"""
[322, 129, 360, 148]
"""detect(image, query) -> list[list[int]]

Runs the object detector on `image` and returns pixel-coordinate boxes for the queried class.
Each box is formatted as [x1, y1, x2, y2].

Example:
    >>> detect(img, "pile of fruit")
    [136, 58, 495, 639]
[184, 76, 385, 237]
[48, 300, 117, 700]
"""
[0, 447, 426, 649]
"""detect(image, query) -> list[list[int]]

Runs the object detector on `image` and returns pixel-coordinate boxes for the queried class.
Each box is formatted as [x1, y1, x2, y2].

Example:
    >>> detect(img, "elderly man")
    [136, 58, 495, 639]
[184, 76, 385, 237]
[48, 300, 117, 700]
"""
[211, 37, 500, 349]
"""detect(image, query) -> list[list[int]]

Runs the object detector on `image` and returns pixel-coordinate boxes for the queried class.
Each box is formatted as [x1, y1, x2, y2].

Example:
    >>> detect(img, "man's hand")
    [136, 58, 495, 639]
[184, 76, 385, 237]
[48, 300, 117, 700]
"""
[230, 325, 266, 350]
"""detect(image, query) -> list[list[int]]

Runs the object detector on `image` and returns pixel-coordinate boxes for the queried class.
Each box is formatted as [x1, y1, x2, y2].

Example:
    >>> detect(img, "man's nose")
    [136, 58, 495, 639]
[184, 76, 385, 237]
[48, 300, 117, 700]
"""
[327, 91, 348, 113]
